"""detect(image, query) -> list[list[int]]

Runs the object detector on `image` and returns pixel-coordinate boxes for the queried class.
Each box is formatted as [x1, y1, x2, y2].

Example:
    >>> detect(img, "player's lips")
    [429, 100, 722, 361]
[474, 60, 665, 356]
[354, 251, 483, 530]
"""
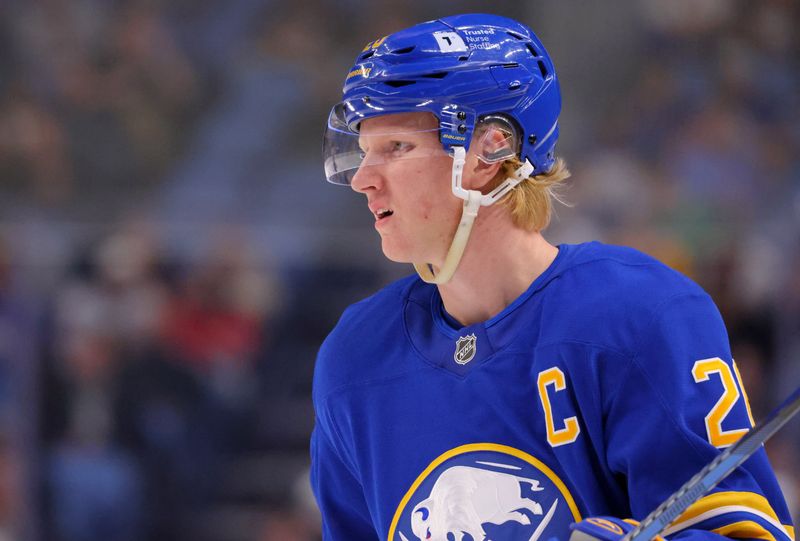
[374, 209, 394, 231]
[368, 203, 394, 223]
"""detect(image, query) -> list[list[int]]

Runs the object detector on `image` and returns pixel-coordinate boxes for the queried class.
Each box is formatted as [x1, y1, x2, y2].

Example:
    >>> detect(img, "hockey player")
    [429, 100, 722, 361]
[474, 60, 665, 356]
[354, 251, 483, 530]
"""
[313, 13, 794, 541]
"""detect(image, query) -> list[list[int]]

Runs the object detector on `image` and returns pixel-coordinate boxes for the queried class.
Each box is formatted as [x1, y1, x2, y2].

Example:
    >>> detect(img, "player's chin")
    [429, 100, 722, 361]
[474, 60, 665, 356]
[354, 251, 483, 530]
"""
[380, 238, 444, 268]
[379, 239, 413, 263]
[379, 236, 425, 264]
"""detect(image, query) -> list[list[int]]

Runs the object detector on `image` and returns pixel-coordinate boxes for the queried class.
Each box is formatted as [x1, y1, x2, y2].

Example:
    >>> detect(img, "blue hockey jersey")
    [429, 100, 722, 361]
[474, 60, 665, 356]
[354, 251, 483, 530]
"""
[311, 242, 795, 541]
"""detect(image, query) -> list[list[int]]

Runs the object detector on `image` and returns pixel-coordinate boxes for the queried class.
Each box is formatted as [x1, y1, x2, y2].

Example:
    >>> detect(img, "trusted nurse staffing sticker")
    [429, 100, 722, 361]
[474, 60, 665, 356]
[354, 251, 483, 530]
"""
[388, 443, 581, 541]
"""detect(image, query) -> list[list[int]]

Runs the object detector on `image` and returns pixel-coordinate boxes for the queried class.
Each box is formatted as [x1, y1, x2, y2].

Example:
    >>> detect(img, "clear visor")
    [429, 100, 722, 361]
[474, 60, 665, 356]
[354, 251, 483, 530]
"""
[323, 102, 520, 186]
[323, 102, 445, 185]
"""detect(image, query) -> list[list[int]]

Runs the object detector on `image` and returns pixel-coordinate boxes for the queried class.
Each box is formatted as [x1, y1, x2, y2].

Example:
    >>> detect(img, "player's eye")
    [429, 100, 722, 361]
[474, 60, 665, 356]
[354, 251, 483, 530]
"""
[389, 141, 414, 155]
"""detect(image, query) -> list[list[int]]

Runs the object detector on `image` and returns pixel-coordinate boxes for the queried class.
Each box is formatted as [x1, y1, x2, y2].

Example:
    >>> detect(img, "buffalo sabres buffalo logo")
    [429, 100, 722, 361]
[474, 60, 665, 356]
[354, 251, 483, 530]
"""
[454, 334, 477, 365]
[389, 443, 581, 541]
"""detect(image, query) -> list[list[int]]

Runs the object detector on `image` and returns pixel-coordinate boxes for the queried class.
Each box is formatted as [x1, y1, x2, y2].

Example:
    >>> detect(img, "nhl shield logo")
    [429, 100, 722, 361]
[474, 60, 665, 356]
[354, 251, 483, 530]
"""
[454, 334, 477, 365]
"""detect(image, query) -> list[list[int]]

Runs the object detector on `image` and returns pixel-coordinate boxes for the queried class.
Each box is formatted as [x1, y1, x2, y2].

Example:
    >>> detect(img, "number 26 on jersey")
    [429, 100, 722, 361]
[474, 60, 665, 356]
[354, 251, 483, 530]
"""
[692, 357, 755, 448]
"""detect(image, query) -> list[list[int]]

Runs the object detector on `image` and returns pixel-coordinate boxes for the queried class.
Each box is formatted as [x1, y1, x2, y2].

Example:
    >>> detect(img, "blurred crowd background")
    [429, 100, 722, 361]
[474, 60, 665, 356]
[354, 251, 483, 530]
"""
[0, 0, 797, 540]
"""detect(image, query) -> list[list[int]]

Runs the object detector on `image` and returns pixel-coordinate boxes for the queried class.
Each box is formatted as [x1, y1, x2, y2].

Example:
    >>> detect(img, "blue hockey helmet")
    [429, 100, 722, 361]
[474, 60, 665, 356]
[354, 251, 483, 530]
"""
[323, 13, 561, 185]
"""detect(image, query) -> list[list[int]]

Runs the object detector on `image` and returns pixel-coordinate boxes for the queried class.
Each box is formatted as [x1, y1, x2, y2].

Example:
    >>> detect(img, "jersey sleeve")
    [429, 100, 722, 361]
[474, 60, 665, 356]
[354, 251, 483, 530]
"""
[603, 292, 795, 541]
[311, 423, 378, 540]
[310, 299, 382, 540]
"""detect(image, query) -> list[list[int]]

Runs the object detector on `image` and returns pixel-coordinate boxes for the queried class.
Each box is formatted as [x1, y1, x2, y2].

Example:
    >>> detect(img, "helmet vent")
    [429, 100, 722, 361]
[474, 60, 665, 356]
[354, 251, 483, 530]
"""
[537, 60, 548, 78]
[384, 80, 416, 88]
[526, 44, 540, 58]
[360, 50, 375, 60]
[421, 72, 448, 79]
[391, 46, 416, 54]
[506, 30, 526, 40]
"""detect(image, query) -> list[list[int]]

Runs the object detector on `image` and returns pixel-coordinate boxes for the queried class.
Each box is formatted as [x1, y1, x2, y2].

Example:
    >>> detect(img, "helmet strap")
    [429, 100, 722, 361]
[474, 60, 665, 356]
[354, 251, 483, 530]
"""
[413, 147, 533, 284]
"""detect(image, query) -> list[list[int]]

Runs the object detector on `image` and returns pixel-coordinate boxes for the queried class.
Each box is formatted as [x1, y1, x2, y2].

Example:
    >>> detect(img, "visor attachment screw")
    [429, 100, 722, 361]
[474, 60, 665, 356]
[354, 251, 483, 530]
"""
[362, 96, 370, 103]
[457, 124, 466, 134]
[528, 134, 537, 145]
[457, 111, 466, 120]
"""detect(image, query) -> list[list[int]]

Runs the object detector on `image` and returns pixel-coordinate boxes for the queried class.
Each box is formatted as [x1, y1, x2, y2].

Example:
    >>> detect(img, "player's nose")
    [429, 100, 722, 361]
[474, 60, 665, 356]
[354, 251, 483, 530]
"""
[350, 163, 383, 194]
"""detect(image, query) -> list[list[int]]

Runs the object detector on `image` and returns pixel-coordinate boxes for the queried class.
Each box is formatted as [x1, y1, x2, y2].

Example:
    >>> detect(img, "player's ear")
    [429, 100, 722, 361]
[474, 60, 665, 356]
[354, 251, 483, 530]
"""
[463, 125, 513, 191]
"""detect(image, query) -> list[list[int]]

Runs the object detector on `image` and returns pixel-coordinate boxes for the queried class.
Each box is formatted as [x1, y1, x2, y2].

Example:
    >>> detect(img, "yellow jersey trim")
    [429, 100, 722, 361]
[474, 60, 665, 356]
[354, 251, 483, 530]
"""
[386, 442, 582, 541]
[675, 491, 779, 523]
[713, 520, 776, 541]
[664, 491, 794, 540]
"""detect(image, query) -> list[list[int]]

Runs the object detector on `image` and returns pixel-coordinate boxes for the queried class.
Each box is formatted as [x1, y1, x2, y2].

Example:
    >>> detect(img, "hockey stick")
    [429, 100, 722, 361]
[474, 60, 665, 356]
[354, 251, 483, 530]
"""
[617, 385, 800, 541]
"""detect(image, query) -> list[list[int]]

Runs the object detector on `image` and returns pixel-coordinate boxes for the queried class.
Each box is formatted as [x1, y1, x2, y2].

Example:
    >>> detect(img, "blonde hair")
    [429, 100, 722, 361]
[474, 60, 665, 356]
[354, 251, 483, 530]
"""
[488, 156, 571, 231]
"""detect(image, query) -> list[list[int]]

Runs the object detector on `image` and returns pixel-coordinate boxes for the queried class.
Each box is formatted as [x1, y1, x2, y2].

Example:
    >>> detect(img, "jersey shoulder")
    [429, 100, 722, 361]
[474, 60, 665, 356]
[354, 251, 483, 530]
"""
[313, 274, 421, 404]
[564, 241, 709, 304]
[545, 242, 716, 355]
[566, 241, 702, 295]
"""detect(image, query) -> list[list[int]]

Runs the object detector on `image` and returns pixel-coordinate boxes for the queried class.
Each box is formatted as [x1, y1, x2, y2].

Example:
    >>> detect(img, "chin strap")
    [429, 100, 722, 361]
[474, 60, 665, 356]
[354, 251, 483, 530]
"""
[413, 147, 534, 284]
